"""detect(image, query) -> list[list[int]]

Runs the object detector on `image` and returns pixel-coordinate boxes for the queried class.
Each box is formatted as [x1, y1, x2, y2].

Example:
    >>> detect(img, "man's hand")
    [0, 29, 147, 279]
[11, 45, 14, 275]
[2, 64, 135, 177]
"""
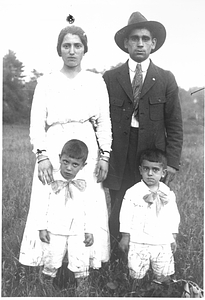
[119, 233, 130, 253]
[39, 229, 50, 243]
[95, 159, 109, 183]
[163, 166, 176, 186]
[84, 233, 94, 247]
[38, 159, 54, 185]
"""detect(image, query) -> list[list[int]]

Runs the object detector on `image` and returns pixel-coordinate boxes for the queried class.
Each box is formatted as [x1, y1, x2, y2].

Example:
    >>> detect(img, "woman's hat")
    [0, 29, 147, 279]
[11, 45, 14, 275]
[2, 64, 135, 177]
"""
[115, 12, 166, 54]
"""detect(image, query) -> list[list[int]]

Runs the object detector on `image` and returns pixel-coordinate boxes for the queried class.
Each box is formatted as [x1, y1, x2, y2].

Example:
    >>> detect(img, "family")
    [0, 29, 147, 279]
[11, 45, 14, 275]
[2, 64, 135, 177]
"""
[19, 11, 183, 288]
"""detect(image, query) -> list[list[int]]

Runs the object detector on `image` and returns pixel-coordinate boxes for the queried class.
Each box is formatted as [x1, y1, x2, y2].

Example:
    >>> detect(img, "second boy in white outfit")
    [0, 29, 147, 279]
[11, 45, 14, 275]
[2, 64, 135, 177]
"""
[119, 149, 180, 283]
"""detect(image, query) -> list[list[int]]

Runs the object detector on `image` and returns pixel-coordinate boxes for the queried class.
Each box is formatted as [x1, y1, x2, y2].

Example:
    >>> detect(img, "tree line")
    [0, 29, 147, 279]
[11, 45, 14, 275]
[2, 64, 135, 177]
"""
[3, 50, 43, 124]
[3, 50, 204, 125]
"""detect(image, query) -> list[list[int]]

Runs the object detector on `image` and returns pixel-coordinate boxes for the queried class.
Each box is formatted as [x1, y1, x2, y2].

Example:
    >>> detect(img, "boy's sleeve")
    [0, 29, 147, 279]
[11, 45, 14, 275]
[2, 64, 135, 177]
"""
[119, 189, 134, 234]
[167, 191, 180, 233]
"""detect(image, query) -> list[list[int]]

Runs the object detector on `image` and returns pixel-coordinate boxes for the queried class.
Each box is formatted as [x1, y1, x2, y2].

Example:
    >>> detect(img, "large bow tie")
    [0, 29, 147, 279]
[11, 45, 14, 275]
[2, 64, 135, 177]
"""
[51, 179, 86, 201]
[143, 190, 169, 216]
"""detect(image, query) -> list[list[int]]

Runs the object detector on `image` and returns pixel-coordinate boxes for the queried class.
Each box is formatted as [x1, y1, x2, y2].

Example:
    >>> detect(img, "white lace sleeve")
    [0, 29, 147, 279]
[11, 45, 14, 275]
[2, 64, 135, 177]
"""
[95, 75, 112, 153]
[29, 76, 48, 153]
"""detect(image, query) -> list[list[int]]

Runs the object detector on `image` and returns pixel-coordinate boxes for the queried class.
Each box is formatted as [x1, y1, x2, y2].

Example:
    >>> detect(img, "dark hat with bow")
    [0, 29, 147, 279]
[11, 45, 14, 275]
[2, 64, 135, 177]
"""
[115, 12, 166, 54]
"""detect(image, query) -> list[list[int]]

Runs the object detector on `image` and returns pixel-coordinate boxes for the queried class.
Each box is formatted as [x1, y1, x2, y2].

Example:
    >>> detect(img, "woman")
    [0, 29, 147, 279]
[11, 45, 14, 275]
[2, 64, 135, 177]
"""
[19, 23, 112, 270]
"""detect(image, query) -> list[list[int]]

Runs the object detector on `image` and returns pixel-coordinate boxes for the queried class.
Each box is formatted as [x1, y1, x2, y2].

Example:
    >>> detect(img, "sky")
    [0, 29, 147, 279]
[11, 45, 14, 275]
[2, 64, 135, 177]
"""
[1, 0, 205, 90]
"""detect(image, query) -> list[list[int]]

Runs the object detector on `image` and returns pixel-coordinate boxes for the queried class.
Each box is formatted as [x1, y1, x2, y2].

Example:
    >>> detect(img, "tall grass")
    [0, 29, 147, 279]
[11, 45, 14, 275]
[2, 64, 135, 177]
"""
[2, 123, 204, 297]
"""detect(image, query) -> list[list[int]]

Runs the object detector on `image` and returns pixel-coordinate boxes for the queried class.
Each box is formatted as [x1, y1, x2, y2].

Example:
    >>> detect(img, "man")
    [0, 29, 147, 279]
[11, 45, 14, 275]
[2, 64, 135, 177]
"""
[103, 12, 183, 253]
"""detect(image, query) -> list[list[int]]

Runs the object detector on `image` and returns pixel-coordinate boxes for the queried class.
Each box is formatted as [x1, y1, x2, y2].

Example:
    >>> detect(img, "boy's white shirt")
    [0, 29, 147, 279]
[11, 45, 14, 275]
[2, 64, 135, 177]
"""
[36, 169, 93, 236]
[120, 180, 180, 244]
[19, 165, 97, 267]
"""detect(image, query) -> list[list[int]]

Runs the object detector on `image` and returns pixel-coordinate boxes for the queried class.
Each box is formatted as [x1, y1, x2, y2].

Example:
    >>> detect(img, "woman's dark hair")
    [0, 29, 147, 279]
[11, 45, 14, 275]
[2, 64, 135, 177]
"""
[57, 25, 88, 56]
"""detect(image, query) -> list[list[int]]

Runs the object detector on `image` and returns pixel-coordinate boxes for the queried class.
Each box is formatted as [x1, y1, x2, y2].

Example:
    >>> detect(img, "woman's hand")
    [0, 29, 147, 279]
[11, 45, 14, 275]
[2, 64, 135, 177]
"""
[95, 159, 109, 183]
[38, 159, 54, 185]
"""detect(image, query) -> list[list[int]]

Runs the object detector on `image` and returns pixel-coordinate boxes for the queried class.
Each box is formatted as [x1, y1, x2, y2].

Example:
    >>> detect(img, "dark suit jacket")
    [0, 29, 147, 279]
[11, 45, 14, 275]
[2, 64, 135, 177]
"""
[103, 60, 183, 190]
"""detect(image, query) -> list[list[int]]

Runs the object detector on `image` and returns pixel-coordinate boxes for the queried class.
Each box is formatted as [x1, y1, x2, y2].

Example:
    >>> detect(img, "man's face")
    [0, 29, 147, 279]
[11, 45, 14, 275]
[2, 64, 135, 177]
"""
[139, 160, 166, 188]
[60, 33, 85, 68]
[60, 154, 85, 180]
[124, 28, 157, 62]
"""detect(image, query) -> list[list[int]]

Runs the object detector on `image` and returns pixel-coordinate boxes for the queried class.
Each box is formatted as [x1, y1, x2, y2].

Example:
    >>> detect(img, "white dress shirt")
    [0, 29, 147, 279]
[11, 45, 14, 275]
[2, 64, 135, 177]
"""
[36, 170, 93, 236]
[128, 58, 150, 127]
[120, 180, 180, 245]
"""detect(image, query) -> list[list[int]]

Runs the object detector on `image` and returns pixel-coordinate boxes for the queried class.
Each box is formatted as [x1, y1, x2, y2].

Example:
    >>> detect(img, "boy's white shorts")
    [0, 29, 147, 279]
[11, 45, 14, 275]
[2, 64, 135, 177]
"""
[128, 242, 175, 280]
[41, 232, 90, 278]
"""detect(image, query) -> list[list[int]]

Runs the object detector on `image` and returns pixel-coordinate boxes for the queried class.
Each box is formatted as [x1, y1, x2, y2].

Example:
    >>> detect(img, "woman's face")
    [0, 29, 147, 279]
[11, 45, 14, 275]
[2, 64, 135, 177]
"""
[60, 33, 85, 68]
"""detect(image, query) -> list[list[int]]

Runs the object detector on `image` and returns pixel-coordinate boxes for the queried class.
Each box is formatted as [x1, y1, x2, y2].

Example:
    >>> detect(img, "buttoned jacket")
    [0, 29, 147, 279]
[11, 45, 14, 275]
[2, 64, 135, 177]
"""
[103, 60, 183, 190]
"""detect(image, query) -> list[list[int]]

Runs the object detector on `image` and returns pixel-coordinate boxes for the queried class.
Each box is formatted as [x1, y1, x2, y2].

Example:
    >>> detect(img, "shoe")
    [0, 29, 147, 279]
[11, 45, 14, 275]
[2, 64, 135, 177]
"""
[75, 277, 90, 297]
[39, 273, 54, 286]
[53, 264, 75, 289]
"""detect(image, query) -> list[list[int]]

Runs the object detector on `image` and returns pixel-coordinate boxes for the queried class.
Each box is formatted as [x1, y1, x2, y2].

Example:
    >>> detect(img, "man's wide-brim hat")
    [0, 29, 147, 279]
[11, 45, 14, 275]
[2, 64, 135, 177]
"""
[115, 12, 166, 54]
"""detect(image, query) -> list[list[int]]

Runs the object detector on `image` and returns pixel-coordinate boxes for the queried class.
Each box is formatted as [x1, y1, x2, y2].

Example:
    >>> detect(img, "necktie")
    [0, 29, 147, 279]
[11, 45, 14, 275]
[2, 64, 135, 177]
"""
[143, 190, 169, 216]
[132, 63, 143, 120]
[51, 179, 86, 202]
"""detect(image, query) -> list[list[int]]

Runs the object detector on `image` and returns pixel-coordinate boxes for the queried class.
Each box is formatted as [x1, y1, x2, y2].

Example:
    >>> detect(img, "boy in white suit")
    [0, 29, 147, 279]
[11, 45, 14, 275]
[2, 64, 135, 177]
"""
[20, 139, 93, 285]
[119, 149, 180, 283]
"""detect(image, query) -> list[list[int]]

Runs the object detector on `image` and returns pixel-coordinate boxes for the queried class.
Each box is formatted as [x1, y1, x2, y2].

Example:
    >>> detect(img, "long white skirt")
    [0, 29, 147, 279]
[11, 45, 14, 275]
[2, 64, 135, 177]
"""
[19, 121, 110, 268]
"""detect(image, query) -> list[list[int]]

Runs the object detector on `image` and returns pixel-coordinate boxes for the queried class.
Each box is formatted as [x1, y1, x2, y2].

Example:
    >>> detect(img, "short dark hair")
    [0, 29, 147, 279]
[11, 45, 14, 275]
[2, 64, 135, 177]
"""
[60, 139, 88, 163]
[139, 149, 167, 169]
[57, 25, 88, 56]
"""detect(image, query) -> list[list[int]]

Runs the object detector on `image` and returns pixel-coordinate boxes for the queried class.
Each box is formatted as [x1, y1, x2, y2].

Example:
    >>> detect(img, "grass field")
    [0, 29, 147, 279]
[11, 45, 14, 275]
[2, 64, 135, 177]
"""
[2, 122, 204, 297]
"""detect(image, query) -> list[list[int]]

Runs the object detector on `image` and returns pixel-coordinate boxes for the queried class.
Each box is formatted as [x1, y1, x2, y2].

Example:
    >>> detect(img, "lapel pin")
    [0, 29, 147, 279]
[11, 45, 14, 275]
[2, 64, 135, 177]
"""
[152, 78, 156, 81]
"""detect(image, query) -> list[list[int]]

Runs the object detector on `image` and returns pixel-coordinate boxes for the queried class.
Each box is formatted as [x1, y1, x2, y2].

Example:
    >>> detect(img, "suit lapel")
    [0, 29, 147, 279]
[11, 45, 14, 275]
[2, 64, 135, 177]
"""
[116, 61, 133, 101]
[141, 61, 157, 98]
[115, 60, 158, 100]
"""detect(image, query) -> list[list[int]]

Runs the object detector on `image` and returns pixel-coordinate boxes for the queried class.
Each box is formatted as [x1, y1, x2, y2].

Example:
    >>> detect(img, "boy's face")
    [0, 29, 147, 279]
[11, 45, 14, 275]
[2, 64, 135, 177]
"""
[59, 154, 86, 180]
[139, 160, 166, 188]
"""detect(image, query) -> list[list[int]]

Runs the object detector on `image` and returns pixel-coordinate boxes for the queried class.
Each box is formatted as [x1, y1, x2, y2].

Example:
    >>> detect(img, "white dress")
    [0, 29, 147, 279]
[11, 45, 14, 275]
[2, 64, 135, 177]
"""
[19, 69, 112, 269]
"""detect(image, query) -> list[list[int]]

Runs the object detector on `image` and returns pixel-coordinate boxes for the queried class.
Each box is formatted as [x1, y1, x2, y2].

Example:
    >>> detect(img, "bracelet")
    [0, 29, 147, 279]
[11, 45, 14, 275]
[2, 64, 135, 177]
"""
[102, 150, 110, 154]
[37, 154, 48, 161]
[100, 153, 110, 159]
[38, 157, 49, 164]
[100, 149, 110, 155]
[36, 150, 47, 159]
[36, 149, 46, 155]
[100, 157, 109, 163]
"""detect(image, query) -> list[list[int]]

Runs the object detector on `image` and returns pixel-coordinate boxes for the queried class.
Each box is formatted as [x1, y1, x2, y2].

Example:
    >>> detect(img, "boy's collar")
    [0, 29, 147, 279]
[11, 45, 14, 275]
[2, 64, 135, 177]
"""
[141, 179, 170, 194]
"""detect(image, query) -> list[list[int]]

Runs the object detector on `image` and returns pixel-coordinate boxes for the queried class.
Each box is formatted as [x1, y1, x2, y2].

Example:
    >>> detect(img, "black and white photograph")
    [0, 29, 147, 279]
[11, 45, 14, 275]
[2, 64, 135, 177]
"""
[1, 0, 204, 297]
